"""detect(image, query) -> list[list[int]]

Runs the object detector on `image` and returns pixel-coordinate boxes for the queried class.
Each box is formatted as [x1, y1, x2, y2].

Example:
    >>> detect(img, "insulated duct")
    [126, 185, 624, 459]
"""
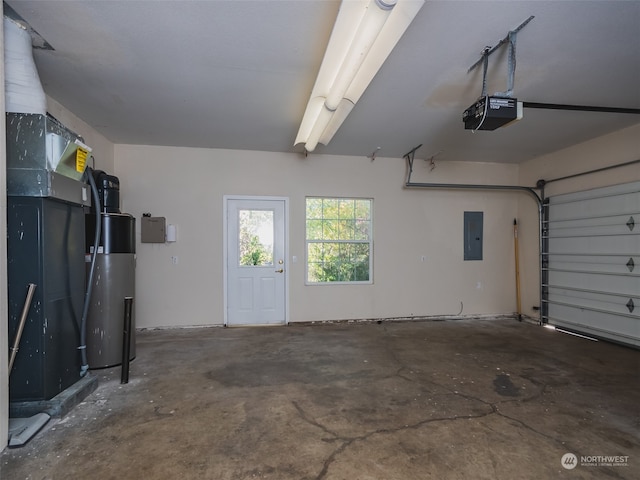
[4, 15, 46, 114]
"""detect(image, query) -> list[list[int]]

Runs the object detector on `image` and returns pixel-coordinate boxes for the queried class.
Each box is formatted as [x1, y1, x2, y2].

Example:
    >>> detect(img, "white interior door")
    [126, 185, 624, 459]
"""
[226, 198, 287, 326]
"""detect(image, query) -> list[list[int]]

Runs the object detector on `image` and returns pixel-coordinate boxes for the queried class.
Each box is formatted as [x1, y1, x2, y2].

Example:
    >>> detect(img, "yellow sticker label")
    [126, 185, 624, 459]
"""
[76, 148, 88, 173]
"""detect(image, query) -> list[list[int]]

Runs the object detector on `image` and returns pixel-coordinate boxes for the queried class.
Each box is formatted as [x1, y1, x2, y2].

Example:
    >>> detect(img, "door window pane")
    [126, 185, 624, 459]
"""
[238, 209, 274, 266]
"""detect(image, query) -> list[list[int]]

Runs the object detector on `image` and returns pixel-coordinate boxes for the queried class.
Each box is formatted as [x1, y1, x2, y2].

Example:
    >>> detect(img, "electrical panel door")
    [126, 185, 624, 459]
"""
[464, 211, 483, 261]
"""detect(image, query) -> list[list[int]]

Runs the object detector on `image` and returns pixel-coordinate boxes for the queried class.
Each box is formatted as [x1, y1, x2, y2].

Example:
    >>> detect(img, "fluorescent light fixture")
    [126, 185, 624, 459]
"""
[295, 0, 424, 152]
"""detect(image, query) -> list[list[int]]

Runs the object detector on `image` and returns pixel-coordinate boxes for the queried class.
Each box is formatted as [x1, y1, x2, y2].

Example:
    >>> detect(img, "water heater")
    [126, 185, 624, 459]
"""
[85, 170, 137, 368]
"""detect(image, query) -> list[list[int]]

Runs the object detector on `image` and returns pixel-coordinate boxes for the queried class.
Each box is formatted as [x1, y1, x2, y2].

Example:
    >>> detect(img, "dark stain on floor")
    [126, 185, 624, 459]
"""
[493, 373, 520, 397]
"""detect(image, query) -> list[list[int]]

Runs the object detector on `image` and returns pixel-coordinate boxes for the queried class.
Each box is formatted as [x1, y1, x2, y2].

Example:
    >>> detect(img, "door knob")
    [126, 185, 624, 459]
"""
[275, 269, 284, 273]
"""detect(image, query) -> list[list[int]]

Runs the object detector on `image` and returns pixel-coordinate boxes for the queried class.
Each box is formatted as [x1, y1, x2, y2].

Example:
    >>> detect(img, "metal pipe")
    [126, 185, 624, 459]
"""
[406, 180, 540, 199]
[9, 283, 37, 373]
[538, 200, 544, 325]
[121, 296, 134, 384]
[537, 158, 640, 187]
[403, 147, 542, 202]
[523, 102, 640, 115]
[540, 198, 549, 324]
[513, 219, 522, 321]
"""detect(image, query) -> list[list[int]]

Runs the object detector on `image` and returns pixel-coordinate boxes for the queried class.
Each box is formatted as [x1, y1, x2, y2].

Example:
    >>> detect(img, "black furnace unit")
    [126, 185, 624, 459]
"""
[6, 113, 90, 401]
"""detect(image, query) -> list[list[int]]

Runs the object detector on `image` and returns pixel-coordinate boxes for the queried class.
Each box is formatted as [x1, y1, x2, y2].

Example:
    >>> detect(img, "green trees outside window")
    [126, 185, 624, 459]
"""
[238, 209, 274, 266]
[306, 198, 372, 283]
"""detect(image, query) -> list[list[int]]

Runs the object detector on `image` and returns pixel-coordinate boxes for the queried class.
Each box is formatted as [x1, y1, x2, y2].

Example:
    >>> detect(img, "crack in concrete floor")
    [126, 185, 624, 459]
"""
[291, 346, 545, 480]
[290, 325, 635, 480]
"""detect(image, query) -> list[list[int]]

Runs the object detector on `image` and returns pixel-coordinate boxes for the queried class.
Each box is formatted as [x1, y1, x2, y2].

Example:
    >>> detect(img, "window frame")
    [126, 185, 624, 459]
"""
[305, 196, 373, 285]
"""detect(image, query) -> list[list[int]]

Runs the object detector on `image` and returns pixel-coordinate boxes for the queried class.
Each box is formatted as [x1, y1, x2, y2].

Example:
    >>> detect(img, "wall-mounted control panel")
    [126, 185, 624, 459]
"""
[141, 216, 166, 243]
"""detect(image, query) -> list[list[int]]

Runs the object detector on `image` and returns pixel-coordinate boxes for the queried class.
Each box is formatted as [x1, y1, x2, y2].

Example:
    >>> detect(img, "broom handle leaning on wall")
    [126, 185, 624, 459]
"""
[9, 283, 37, 373]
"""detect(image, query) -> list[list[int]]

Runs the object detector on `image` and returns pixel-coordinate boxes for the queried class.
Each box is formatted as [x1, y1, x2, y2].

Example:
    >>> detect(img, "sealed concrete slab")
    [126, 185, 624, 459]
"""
[1, 318, 638, 479]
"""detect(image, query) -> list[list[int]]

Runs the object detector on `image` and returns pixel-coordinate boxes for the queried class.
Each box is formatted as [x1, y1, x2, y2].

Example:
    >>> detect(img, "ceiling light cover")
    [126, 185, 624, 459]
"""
[295, 0, 424, 152]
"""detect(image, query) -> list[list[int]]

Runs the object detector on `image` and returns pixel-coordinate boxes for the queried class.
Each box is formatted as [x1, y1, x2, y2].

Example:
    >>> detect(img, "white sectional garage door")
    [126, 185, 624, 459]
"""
[543, 181, 639, 347]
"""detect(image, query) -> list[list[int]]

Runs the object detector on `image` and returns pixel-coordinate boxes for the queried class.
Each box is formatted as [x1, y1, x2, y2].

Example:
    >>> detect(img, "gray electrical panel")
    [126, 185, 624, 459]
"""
[464, 211, 483, 261]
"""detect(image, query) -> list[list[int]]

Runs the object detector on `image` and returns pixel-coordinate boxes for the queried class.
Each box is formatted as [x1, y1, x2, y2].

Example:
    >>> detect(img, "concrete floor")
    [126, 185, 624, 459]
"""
[1, 318, 639, 479]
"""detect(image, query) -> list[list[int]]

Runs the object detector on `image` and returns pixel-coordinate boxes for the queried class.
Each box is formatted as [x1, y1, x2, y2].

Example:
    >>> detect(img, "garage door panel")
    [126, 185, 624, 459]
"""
[544, 181, 640, 347]
[548, 289, 638, 317]
[549, 305, 640, 348]
[548, 235, 638, 255]
[548, 190, 639, 221]
[548, 214, 637, 231]
[549, 196, 639, 221]
[548, 270, 638, 296]
[548, 182, 639, 203]
[548, 221, 638, 237]
[548, 254, 638, 275]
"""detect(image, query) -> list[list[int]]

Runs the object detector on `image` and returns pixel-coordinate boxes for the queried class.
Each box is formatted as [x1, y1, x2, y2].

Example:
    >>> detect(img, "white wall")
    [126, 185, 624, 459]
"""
[517, 123, 640, 319]
[115, 145, 521, 328]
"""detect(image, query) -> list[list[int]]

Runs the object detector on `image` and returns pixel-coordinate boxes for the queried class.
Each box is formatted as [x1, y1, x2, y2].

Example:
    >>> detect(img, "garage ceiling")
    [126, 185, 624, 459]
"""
[5, 0, 640, 163]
